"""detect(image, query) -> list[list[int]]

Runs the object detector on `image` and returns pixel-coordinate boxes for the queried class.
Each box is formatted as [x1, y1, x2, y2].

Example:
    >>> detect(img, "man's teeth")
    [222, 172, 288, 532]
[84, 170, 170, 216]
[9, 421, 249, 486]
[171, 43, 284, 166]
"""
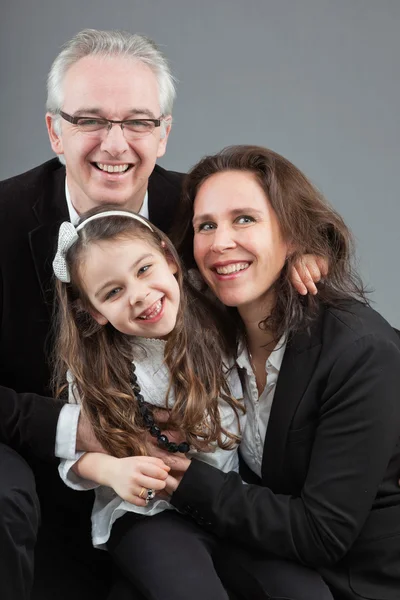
[215, 263, 249, 275]
[96, 163, 130, 173]
[138, 299, 163, 320]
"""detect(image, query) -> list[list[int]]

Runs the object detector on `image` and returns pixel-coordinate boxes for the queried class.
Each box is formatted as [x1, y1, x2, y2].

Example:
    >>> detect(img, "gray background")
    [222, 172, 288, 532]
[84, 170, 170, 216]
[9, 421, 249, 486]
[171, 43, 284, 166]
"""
[1, 0, 399, 326]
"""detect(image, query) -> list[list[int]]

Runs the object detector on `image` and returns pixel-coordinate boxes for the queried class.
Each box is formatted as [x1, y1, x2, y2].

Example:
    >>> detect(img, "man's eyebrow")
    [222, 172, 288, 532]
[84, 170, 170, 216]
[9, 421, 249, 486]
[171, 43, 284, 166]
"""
[193, 207, 263, 224]
[94, 253, 154, 298]
[72, 108, 158, 119]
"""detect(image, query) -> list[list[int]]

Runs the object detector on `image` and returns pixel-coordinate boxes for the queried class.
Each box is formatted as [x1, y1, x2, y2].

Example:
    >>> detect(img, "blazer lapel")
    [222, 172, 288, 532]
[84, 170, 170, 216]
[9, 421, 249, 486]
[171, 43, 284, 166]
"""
[261, 319, 323, 489]
[29, 166, 68, 315]
[148, 166, 182, 234]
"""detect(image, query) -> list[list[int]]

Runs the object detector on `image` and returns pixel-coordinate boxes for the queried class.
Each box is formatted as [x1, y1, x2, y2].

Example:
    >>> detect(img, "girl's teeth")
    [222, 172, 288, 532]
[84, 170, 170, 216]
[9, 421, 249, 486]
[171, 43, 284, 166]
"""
[216, 262, 249, 275]
[96, 163, 130, 173]
[138, 299, 162, 320]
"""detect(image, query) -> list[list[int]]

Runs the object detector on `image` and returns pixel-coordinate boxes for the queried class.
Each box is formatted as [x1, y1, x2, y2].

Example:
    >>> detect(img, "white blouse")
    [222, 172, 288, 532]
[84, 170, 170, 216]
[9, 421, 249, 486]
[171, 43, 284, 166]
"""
[237, 336, 287, 478]
[59, 337, 245, 549]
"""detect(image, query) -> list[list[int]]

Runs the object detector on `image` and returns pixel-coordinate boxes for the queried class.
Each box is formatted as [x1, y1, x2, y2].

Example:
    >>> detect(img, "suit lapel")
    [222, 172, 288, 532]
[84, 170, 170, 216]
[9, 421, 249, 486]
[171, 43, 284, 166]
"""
[148, 166, 182, 234]
[29, 165, 68, 315]
[261, 318, 323, 489]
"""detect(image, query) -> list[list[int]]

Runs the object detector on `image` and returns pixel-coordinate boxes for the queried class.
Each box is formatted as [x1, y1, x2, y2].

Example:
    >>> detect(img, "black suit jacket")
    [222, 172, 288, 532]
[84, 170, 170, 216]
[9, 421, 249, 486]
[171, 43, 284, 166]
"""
[0, 158, 184, 397]
[172, 300, 400, 600]
[0, 158, 185, 594]
[0, 386, 63, 460]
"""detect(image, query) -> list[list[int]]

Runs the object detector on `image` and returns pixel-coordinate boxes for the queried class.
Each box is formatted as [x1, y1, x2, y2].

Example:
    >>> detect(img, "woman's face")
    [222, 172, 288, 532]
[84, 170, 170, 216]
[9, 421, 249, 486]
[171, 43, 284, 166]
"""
[193, 170, 289, 319]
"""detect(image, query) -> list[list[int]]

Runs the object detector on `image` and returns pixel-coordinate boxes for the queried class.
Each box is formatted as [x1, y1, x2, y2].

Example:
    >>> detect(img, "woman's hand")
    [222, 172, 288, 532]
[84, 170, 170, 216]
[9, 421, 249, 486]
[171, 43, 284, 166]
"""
[290, 255, 328, 295]
[146, 446, 191, 495]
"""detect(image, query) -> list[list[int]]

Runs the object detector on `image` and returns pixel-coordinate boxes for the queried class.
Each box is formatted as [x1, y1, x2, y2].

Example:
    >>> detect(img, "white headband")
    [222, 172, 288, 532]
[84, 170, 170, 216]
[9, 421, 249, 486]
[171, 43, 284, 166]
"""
[53, 210, 154, 283]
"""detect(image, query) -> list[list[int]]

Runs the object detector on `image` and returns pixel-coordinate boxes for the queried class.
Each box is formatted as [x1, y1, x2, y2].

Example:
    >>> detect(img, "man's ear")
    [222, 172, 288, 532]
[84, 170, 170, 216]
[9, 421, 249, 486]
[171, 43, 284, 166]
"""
[46, 113, 64, 155]
[156, 116, 172, 158]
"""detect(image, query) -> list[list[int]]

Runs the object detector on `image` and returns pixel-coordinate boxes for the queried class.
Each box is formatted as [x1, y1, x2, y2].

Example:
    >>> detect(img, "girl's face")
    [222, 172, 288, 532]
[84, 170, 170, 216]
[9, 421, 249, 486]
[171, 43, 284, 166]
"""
[193, 170, 289, 320]
[80, 235, 180, 338]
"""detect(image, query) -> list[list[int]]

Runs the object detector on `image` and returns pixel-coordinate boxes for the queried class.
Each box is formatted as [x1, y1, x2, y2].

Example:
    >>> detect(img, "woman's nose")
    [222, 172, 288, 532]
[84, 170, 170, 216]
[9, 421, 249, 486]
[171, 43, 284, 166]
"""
[210, 227, 236, 253]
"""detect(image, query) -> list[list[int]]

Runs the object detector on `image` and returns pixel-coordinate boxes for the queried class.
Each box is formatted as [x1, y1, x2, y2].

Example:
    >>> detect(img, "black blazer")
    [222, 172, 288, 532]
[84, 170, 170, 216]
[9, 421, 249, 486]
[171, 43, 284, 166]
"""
[0, 158, 185, 595]
[0, 386, 63, 460]
[0, 158, 184, 397]
[172, 300, 400, 600]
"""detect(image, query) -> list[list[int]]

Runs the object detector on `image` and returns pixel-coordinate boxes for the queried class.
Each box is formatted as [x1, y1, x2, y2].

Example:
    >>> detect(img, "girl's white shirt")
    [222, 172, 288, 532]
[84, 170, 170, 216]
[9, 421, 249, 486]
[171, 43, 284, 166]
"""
[59, 337, 244, 549]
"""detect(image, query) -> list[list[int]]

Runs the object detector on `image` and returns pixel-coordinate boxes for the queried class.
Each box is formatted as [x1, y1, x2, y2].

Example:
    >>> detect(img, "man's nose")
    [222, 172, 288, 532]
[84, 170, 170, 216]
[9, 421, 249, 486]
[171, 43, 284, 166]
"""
[100, 123, 129, 156]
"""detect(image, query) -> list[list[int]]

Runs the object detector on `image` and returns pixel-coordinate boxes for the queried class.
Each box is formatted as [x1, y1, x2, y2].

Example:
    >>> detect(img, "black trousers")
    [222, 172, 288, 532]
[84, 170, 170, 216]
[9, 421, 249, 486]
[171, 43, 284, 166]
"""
[107, 510, 334, 600]
[0, 443, 40, 600]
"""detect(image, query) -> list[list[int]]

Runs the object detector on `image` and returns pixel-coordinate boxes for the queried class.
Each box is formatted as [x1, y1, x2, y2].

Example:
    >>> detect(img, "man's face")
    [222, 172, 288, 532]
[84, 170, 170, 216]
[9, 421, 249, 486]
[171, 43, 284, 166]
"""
[46, 55, 171, 213]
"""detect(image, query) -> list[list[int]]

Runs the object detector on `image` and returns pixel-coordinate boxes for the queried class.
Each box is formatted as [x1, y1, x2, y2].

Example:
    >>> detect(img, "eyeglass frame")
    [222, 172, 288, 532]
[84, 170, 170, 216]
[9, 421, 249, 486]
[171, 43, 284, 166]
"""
[57, 110, 164, 136]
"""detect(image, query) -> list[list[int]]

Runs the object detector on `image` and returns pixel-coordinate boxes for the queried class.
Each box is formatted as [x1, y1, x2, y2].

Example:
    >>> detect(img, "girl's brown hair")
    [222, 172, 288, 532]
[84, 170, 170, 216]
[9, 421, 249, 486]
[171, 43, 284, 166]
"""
[172, 145, 368, 344]
[53, 206, 242, 458]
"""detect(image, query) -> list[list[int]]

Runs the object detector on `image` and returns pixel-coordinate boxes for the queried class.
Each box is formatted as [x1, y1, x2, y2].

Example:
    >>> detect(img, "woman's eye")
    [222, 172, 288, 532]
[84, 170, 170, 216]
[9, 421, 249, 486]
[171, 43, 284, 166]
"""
[138, 264, 151, 275]
[105, 287, 122, 300]
[236, 215, 255, 225]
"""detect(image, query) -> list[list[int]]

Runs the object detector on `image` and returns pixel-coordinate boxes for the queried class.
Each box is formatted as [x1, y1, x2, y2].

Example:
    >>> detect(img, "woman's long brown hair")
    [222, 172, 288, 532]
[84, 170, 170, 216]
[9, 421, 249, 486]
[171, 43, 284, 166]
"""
[52, 206, 242, 458]
[171, 144, 368, 346]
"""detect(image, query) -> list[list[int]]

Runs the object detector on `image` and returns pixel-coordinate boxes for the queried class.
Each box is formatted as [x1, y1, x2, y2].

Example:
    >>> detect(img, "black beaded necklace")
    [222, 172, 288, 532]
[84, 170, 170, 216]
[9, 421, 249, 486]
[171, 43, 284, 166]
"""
[131, 365, 190, 454]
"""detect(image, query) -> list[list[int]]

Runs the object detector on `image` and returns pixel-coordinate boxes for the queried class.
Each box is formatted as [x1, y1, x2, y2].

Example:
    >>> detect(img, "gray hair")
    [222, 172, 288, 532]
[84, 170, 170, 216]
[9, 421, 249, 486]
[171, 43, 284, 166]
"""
[47, 29, 176, 138]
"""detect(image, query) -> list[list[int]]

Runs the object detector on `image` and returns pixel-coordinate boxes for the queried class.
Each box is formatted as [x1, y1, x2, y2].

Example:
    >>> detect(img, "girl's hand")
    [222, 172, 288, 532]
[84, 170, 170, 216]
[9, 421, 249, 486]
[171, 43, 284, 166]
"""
[290, 255, 328, 295]
[108, 456, 170, 506]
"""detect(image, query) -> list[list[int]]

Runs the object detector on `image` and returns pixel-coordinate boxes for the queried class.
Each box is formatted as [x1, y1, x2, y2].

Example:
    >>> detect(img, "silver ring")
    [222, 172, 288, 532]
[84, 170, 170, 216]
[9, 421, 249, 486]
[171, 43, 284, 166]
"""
[145, 489, 156, 505]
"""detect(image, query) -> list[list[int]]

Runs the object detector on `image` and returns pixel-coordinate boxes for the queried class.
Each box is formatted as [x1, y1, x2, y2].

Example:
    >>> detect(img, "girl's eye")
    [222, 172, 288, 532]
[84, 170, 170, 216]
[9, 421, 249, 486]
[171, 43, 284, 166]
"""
[138, 264, 151, 275]
[236, 215, 255, 225]
[197, 222, 216, 233]
[105, 287, 122, 300]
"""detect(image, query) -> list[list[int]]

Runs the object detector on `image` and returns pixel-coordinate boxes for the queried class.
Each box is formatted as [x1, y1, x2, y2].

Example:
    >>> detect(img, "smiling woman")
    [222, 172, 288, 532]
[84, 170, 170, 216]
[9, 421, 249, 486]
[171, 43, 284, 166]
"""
[163, 145, 400, 600]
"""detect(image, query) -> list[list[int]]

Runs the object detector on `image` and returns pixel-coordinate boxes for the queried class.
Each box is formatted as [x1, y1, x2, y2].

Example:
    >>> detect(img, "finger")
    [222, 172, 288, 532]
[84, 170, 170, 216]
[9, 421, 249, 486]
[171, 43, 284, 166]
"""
[300, 266, 318, 295]
[139, 463, 170, 480]
[290, 266, 307, 295]
[139, 456, 170, 470]
[129, 496, 147, 507]
[165, 474, 179, 494]
[136, 475, 167, 491]
[303, 260, 322, 285]
[155, 454, 190, 472]
[316, 256, 329, 278]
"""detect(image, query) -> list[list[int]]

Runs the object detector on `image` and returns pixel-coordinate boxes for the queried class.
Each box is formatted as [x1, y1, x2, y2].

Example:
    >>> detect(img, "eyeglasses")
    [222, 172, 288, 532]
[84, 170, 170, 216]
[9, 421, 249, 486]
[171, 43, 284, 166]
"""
[58, 110, 164, 139]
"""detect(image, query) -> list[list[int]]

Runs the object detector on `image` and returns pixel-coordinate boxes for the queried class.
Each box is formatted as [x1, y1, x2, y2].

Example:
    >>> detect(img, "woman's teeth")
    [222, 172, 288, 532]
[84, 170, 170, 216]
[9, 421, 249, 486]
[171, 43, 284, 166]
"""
[96, 163, 130, 173]
[215, 262, 249, 275]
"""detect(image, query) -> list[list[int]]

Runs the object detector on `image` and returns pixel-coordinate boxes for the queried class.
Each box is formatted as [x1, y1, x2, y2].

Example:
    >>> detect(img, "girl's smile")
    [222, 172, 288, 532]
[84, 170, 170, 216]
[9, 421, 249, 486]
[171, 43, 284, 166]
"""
[80, 236, 180, 338]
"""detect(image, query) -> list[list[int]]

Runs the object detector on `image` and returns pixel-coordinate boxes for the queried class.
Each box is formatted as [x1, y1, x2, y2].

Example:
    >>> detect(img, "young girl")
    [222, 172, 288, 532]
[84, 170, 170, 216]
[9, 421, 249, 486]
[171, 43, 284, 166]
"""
[53, 206, 325, 600]
[53, 206, 248, 600]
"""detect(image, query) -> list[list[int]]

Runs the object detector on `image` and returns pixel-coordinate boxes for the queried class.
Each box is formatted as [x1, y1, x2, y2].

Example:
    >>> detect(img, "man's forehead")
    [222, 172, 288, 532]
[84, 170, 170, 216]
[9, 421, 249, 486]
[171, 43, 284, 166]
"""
[62, 54, 161, 113]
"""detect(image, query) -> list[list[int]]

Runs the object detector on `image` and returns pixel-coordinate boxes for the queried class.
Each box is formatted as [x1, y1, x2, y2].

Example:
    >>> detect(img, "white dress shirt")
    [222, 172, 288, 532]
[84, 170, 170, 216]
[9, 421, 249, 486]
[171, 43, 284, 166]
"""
[238, 335, 287, 478]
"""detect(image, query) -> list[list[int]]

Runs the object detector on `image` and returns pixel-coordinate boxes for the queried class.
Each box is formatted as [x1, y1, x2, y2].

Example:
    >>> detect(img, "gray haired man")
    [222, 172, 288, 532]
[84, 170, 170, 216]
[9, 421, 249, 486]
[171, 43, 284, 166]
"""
[0, 29, 184, 600]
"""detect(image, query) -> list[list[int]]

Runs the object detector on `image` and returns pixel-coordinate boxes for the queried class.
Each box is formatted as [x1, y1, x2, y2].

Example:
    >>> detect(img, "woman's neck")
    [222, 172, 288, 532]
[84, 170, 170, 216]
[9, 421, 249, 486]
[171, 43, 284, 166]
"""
[238, 293, 277, 357]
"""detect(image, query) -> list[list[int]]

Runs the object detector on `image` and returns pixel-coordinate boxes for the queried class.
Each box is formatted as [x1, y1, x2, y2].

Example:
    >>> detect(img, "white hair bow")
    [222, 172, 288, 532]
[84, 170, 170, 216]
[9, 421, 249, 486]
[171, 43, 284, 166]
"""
[52, 210, 154, 283]
[52, 221, 79, 283]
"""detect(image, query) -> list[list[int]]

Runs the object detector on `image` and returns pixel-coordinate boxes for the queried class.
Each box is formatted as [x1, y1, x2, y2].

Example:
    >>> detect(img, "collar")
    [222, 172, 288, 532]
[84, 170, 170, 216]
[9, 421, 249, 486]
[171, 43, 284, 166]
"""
[65, 177, 149, 224]
[237, 333, 288, 374]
